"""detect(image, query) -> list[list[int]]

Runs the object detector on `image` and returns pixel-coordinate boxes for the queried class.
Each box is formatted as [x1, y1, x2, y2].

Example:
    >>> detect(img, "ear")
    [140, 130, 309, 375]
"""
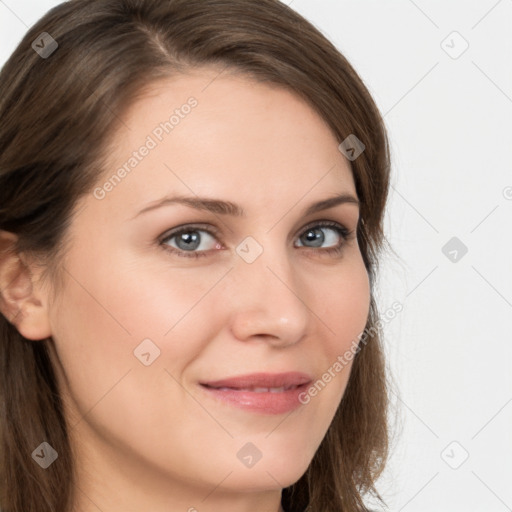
[0, 231, 52, 340]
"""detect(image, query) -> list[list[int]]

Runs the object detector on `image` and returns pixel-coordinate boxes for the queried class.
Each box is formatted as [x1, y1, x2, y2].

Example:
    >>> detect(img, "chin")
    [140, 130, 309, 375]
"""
[218, 450, 313, 492]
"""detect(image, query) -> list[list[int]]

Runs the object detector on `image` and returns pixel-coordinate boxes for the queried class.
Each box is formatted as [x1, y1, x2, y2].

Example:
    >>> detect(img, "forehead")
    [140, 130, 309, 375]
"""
[94, 68, 356, 214]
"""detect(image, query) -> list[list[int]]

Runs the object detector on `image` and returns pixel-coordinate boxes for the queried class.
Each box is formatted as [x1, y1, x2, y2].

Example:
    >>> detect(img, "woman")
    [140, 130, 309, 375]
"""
[0, 1, 391, 511]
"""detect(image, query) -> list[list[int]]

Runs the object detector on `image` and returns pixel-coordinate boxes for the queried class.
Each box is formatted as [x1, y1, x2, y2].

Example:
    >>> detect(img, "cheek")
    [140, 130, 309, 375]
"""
[308, 257, 370, 400]
[48, 245, 223, 393]
[316, 257, 371, 349]
[47, 248, 224, 463]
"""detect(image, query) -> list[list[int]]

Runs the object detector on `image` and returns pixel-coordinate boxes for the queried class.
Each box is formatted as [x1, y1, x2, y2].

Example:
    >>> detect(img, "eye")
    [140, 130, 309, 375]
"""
[295, 220, 353, 256]
[160, 224, 221, 258]
[159, 221, 354, 259]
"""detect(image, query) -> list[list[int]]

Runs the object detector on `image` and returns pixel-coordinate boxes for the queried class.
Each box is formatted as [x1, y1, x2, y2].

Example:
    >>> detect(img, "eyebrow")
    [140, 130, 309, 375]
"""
[131, 192, 360, 219]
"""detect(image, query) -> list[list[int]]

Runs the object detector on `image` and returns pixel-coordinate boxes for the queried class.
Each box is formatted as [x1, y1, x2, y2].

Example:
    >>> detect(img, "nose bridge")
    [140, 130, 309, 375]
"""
[227, 234, 310, 344]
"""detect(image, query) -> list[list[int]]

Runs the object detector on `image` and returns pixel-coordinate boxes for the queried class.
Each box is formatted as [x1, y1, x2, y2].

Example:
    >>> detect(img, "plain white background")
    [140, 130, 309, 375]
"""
[1, 1, 511, 511]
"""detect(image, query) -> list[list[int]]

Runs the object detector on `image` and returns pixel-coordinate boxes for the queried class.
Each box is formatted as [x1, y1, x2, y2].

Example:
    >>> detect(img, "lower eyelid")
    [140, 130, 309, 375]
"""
[160, 222, 352, 257]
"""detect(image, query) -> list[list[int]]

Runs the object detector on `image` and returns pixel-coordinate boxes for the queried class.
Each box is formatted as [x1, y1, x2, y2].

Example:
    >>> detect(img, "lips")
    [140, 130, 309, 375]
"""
[200, 371, 312, 391]
[199, 372, 313, 414]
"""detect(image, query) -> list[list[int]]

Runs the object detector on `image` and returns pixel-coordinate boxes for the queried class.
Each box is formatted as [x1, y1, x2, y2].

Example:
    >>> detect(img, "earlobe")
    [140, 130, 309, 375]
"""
[0, 231, 52, 340]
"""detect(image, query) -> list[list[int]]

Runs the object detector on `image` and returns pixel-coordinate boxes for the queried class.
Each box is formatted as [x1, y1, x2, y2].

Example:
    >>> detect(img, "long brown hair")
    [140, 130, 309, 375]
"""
[0, 1, 391, 510]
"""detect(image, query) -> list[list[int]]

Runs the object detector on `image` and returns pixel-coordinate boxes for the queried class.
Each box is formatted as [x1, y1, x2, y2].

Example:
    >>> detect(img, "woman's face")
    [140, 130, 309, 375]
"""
[44, 67, 370, 511]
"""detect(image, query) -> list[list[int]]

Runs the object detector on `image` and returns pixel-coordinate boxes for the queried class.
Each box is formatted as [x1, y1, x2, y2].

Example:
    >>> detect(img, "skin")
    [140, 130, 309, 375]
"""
[0, 66, 370, 512]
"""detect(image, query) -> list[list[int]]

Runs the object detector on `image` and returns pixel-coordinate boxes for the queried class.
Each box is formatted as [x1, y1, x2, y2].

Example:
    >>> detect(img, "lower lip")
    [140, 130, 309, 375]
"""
[199, 383, 311, 414]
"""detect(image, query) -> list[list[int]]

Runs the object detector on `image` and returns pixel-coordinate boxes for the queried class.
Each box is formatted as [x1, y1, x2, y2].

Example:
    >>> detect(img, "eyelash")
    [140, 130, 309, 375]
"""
[158, 220, 355, 259]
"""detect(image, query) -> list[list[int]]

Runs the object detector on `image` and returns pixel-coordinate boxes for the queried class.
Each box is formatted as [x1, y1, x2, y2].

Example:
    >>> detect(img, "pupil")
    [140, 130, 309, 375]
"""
[178, 231, 200, 250]
[305, 228, 323, 247]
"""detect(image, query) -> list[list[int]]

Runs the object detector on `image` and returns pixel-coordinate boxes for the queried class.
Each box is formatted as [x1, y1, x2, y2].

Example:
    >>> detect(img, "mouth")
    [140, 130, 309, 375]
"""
[200, 371, 312, 390]
[198, 372, 313, 414]
[201, 383, 303, 393]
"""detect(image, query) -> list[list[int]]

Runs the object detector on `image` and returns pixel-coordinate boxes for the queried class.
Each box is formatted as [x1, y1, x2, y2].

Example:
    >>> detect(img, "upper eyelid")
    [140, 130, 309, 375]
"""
[159, 219, 352, 245]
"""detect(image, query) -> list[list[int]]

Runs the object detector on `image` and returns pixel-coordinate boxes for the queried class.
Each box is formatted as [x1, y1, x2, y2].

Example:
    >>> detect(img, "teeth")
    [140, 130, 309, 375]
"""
[252, 387, 286, 393]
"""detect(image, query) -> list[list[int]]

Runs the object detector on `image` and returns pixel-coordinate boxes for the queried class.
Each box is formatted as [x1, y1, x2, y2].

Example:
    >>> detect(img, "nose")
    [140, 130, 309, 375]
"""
[227, 241, 310, 348]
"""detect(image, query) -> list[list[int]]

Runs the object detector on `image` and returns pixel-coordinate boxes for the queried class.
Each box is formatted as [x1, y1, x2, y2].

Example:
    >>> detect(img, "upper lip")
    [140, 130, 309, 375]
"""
[200, 372, 312, 389]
